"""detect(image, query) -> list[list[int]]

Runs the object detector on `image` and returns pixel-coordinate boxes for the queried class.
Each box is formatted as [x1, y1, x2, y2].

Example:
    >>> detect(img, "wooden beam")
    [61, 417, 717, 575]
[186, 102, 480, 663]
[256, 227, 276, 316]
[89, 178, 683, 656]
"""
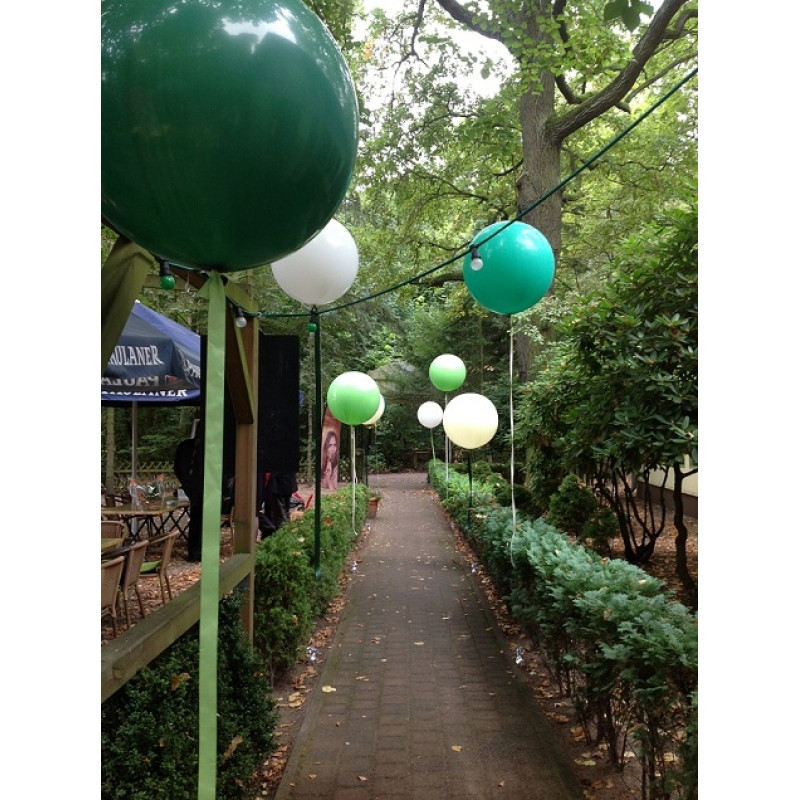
[101, 238, 153, 370]
[231, 317, 259, 639]
[101, 553, 254, 702]
[225, 313, 256, 424]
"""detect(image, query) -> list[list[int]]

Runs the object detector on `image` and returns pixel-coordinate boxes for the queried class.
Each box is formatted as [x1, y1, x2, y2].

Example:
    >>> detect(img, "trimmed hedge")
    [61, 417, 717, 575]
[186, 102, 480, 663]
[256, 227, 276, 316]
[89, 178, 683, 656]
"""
[428, 461, 697, 800]
[101, 593, 278, 800]
[253, 484, 368, 681]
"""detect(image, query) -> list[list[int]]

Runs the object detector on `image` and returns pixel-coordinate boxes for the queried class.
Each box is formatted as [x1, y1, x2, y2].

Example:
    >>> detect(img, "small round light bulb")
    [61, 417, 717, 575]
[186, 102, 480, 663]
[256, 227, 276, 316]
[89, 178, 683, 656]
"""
[158, 260, 176, 289]
[469, 244, 483, 271]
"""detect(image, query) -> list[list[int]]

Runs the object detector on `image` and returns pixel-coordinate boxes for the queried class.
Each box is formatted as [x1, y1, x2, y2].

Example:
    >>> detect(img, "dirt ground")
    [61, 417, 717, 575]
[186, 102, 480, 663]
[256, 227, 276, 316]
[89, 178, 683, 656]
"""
[102, 477, 697, 800]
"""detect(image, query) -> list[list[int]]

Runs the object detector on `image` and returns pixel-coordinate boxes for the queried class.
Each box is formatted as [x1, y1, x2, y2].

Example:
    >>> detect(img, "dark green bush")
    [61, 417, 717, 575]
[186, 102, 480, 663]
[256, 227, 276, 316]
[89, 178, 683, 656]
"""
[580, 506, 618, 552]
[101, 593, 277, 800]
[427, 460, 697, 800]
[252, 484, 368, 682]
[253, 530, 316, 682]
[547, 474, 597, 535]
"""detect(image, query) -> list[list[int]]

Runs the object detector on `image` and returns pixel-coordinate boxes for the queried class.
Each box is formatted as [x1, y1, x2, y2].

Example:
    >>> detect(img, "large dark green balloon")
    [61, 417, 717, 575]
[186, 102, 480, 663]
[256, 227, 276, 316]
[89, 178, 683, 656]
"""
[101, 0, 359, 272]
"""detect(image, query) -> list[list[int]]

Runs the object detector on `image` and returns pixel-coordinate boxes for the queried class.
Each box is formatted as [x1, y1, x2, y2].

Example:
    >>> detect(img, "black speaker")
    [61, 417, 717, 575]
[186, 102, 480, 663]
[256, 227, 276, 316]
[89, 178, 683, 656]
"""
[257, 334, 300, 474]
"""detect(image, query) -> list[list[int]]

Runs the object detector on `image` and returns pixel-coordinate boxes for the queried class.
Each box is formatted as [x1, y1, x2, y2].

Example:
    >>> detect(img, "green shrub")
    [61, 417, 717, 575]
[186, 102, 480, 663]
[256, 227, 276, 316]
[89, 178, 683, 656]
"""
[253, 530, 316, 682]
[427, 460, 697, 800]
[252, 484, 368, 682]
[547, 474, 597, 535]
[101, 593, 277, 800]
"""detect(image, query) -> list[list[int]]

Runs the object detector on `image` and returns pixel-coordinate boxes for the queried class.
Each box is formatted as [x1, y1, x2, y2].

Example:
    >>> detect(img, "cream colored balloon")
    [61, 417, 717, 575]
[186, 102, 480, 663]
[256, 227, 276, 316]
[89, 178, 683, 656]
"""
[364, 395, 385, 426]
[442, 393, 498, 449]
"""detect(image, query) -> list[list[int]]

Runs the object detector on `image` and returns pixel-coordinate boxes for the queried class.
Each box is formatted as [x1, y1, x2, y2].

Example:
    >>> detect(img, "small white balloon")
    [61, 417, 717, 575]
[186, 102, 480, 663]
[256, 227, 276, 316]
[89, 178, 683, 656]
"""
[271, 218, 359, 306]
[364, 395, 385, 426]
[417, 401, 443, 429]
[442, 393, 498, 449]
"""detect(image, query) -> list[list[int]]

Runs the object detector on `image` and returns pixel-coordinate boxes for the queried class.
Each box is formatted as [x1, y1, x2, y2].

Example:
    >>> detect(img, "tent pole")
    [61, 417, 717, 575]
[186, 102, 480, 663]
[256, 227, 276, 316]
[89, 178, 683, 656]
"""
[131, 401, 138, 480]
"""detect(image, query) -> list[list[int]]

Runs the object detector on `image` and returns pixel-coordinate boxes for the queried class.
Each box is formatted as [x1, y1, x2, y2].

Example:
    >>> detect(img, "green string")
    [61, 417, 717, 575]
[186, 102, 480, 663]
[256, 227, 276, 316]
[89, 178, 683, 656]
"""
[251, 68, 698, 320]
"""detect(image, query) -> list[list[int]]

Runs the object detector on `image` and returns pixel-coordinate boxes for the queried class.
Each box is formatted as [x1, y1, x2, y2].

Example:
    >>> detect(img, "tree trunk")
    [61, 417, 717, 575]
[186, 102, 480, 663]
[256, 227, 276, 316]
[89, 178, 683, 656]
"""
[672, 465, 697, 610]
[514, 76, 562, 383]
[516, 76, 563, 271]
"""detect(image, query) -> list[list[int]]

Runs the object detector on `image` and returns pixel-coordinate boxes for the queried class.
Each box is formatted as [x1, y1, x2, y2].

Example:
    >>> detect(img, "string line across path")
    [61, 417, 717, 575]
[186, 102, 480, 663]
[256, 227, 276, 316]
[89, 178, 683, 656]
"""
[274, 472, 584, 800]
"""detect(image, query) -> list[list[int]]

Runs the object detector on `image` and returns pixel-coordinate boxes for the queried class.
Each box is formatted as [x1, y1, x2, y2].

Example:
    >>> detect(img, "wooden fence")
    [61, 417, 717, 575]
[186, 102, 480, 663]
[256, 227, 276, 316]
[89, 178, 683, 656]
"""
[103, 461, 180, 493]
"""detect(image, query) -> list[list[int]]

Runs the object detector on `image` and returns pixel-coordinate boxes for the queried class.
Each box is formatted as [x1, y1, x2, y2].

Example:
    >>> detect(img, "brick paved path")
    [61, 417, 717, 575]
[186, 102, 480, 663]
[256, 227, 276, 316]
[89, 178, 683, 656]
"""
[275, 473, 584, 800]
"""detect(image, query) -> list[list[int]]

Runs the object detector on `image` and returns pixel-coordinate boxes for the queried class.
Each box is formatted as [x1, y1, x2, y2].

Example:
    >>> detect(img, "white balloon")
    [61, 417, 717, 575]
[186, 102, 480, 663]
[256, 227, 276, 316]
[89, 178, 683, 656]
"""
[364, 395, 385, 426]
[442, 393, 498, 449]
[271, 218, 359, 306]
[417, 401, 443, 429]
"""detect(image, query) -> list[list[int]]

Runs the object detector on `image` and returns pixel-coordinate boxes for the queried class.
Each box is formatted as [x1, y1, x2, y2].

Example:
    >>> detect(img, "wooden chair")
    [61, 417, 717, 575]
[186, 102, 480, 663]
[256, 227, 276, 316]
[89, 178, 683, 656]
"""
[138, 530, 179, 606]
[101, 555, 126, 636]
[118, 540, 149, 628]
[101, 519, 126, 538]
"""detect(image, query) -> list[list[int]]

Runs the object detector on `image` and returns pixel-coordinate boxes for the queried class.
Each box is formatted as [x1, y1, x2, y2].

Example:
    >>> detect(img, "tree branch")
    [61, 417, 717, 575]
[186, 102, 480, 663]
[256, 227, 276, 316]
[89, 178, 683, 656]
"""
[411, 269, 464, 287]
[547, 0, 692, 145]
[433, 0, 505, 44]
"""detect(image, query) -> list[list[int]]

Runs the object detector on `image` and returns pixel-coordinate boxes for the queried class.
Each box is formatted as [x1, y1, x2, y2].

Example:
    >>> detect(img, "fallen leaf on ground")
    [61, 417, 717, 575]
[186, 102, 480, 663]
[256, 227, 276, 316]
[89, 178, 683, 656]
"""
[223, 735, 243, 759]
[451, 745, 462, 752]
[321, 685, 337, 693]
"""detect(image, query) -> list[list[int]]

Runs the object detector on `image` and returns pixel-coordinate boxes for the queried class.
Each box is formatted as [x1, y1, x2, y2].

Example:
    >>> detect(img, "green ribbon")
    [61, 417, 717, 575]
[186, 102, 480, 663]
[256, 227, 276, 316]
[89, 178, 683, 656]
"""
[197, 272, 226, 800]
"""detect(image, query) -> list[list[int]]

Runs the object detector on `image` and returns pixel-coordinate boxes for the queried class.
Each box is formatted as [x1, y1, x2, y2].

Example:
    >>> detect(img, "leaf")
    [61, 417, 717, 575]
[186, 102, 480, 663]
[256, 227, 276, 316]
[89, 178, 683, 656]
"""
[223, 735, 243, 759]
[451, 745, 463, 752]
[170, 672, 191, 691]
[603, 0, 626, 23]
[321, 685, 337, 693]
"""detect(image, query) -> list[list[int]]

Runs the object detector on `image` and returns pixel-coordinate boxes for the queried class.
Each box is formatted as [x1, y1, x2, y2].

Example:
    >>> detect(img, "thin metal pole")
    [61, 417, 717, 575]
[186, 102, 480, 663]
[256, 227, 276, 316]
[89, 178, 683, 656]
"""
[312, 309, 322, 579]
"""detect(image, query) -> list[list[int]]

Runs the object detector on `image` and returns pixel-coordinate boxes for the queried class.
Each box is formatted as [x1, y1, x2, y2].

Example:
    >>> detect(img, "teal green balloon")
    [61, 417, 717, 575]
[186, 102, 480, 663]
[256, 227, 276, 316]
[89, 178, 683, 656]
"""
[463, 221, 555, 314]
[429, 354, 466, 392]
[101, 0, 359, 272]
[327, 372, 381, 426]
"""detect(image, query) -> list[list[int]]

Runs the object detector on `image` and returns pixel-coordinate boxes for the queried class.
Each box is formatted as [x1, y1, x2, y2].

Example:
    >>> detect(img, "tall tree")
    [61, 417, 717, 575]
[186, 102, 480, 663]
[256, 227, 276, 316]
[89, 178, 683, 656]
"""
[355, 0, 697, 379]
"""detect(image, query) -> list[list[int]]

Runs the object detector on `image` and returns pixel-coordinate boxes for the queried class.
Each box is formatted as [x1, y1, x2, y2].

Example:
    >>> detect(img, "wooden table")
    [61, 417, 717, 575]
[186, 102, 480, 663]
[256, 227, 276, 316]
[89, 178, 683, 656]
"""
[101, 500, 190, 541]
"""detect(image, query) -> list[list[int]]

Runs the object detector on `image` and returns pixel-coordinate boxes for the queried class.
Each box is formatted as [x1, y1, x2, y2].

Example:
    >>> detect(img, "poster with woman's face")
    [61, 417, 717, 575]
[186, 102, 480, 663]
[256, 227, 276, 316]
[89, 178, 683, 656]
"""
[321, 407, 341, 491]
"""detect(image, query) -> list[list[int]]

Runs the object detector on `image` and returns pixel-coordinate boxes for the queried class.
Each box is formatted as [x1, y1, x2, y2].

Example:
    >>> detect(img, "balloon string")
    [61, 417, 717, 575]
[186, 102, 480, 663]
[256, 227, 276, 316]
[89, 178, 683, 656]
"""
[509, 321, 517, 567]
[444, 393, 449, 498]
[351, 426, 358, 534]
[430, 429, 436, 463]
